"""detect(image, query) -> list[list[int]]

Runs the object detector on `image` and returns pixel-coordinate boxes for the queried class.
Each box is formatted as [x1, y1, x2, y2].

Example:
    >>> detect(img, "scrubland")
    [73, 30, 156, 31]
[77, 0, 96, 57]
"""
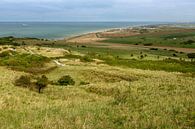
[0, 26, 195, 129]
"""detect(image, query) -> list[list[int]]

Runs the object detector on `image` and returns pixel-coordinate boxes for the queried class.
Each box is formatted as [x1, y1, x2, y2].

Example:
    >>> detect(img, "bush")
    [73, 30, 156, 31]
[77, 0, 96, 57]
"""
[58, 75, 75, 86]
[36, 75, 49, 93]
[81, 45, 87, 48]
[14, 75, 31, 88]
[0, 51, 11, 57]
[183, 40, 195, 45]
[140, 55, 144, 59]
[80, 81, 90, 85]
[143, 43, 153, 46]
[150, 48, 158, 51]
[14, 75, 49, 93]
[81, 56, 93, 62]
[0, 54, 49, 70]
[187, 53, 195, 59]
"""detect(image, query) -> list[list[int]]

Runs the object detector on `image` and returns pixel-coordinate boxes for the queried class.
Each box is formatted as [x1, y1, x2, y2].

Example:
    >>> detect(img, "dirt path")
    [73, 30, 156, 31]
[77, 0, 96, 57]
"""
[53, 60, 65, 67]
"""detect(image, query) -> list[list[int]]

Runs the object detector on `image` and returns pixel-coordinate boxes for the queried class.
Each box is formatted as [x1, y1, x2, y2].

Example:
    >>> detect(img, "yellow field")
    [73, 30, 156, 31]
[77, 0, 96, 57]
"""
[0, 56, 195, 128]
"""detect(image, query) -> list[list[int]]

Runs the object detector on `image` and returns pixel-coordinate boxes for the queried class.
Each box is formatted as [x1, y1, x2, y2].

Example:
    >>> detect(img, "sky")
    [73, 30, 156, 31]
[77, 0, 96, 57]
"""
[0, 0, 195, 22]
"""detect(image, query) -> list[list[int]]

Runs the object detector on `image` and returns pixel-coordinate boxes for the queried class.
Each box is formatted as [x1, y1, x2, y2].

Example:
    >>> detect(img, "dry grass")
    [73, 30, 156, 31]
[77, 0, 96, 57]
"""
[0, 40, 195, 129]
[0, 61, 195, 128]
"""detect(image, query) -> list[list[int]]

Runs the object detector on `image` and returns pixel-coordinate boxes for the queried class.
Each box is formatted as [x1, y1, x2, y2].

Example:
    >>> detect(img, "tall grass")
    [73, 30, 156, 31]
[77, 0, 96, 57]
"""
[0, 62, 194, 129]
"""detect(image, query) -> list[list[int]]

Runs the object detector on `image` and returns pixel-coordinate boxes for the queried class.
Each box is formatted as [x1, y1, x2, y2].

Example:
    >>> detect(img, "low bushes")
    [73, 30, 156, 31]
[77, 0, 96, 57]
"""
[0, 51, 12, 57]
[80, 81, 90, 85]
[0, 50, 17, 57]
[57, 75, 75, 86]
[80, 55, 93, 62]
[14, 75, 31, 88]
[0, 37, 20, 46]
[14, 75, 49, 93]
[143, 43, 153, 46]
[187, 53, 195, 59]
[150, 48, 158, 51]
[0, 53, 50, 73]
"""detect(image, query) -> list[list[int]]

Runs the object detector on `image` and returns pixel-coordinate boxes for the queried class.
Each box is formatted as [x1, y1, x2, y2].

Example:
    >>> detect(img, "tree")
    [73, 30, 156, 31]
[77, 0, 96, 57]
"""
[36, 75, 48, 93]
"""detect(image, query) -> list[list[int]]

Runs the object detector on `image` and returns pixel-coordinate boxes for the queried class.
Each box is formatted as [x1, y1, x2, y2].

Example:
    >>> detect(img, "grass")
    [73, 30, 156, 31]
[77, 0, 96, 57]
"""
[0, 52, 51, 73]
[100, 57, 195, 73]
[102, 31, 195, 48]
[0, 26, 195, 128]
[0, 62, 195, 129]
[57, 47, 195, 73]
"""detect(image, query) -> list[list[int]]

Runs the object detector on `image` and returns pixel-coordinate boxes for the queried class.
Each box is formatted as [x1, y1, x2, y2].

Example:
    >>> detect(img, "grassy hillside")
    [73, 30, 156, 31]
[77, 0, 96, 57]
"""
[0, 26, 195, 129]
[102, 29, 195, 48]
[0, 62, 195, 129]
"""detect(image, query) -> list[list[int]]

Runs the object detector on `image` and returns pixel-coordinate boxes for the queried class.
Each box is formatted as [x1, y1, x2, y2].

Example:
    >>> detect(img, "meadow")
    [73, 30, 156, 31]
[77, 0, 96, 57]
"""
[0, 25, 195, 129]
[102, 27, 195, 48]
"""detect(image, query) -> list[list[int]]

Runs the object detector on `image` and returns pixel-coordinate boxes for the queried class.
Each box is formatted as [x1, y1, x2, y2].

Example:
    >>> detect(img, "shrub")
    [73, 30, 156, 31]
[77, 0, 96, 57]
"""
[183, 40, 195, 45]
[150, 48, 158, 51]
[58, 75, 75, 86]
[187, 53, 195, 59]
[80, 81, 90, 85]
[169, 49, 178, 53]
[143, 43, 153, 46]
[14, 75, 31, 88]
[0, 51, 11, 57]
[81, 56, 93, 62]
[0, 54, 49, 70]
[81, 45, 87, 48]
[173, 53, 177, 57]
[36, 75, 49, 93]
[140, 55, 144, 59]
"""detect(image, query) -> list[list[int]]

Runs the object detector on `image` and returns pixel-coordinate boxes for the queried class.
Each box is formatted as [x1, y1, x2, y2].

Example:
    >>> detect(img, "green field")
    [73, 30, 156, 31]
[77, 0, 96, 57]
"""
[102, 30, 195, 48]
[0, 26, 195, 129]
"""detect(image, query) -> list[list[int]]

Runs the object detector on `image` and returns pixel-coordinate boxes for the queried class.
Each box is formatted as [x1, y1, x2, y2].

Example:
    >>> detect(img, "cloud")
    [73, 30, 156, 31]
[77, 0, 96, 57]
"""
[0, 0, 195, 21]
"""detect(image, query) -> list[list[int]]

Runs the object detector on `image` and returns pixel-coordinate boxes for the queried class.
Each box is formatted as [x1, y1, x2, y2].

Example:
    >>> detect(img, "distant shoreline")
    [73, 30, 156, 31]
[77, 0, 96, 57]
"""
[1, 22, 195, 40]
[0, 22, 166, 40]
[63, 23, 164, 41]
[64, 23, 195, 41]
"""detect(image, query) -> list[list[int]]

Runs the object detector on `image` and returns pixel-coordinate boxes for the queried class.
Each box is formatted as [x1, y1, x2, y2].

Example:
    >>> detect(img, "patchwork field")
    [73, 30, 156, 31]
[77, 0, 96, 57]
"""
[0, 25, 195, 129]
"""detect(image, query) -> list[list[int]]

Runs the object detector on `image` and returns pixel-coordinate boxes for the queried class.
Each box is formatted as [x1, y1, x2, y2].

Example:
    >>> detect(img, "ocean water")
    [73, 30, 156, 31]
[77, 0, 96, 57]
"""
[0, 22, 160, 39]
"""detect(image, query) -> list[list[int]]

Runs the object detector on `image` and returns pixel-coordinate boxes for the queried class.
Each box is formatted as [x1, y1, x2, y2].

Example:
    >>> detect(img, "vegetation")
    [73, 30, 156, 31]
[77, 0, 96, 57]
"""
[14, 75, 49, 93]
[14, 75, 31, 88]
[0, 37, 20, 46]
[57, 75, 75, 86]
[187, 53, 195, 60]
[0, 26, 195, 129]
[0, 53, 50, 73]
[35, 75, 49, 93]
[0, 50, 17, 57]
[102, 30, 195, 48]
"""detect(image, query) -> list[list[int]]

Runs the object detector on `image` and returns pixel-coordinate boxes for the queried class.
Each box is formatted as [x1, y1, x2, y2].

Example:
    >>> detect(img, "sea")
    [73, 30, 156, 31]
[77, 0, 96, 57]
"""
[0, 22, 163, 39]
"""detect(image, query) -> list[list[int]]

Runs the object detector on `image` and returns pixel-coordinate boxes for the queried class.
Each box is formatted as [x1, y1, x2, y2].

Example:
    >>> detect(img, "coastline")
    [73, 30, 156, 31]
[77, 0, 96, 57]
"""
[63, 23, 163, 41]
[1, 22, 195, 41]
[0, 22, 159, 40]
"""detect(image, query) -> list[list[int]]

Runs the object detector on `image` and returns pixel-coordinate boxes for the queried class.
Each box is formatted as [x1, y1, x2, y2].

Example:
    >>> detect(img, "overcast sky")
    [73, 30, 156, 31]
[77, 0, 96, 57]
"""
[0, 0, 195, 22]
